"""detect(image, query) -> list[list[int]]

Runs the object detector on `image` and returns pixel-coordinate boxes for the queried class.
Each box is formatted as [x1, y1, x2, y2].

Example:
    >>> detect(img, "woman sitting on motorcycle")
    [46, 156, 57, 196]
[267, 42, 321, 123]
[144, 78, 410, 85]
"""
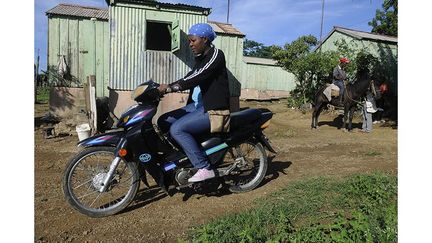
[157, 23, 230, 183]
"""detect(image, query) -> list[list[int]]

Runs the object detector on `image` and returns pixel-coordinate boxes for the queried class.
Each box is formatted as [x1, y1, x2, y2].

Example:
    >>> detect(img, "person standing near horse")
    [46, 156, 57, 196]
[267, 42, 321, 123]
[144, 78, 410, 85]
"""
[333, 57, 350, 105]
[360, 90, 378, 133]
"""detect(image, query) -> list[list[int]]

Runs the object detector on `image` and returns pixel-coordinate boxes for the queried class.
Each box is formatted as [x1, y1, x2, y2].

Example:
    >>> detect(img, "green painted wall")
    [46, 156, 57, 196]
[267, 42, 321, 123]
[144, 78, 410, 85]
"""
[320, 31, 397, 58]
[212, 34, 243, 96]
[241, 62, 296, 91]
[319, 31, 351, 52]
[47, 16, 109, 97]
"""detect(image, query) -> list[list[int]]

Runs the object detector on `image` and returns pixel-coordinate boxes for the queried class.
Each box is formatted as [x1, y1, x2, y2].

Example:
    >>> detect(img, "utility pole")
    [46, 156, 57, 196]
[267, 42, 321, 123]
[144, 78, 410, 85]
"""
[319, 0, 325, 44]
[227, 0, 230, 23]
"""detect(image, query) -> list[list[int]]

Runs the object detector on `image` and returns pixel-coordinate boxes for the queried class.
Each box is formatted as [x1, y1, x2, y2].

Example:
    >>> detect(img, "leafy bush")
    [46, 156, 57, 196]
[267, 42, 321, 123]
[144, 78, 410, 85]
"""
[186, 173, 397, 243]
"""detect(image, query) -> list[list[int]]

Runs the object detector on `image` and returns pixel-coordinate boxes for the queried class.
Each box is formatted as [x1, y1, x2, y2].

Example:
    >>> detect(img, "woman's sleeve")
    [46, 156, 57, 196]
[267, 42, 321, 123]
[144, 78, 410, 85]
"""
[170, 49, 225, 91]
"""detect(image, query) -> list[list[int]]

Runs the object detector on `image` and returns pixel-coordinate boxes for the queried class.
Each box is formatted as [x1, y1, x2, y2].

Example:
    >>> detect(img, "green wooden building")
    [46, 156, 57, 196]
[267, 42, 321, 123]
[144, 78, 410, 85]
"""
[46, 4, 110, 97]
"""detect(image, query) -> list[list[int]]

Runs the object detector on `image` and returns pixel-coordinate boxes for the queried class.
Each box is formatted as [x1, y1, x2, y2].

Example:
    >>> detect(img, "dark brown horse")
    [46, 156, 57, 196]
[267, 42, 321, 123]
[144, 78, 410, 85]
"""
[311, 73, 381, 131]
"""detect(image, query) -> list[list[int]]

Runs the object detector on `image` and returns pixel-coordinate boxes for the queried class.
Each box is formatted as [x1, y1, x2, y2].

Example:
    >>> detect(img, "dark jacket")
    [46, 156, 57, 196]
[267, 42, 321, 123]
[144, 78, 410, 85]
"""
[169, 47, 230, 112]
[333, 65, 347, 82]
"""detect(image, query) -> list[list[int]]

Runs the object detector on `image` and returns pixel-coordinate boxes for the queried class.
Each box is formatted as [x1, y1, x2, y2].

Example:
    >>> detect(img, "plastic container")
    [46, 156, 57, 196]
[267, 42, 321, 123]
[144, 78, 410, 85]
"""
[76, 123, 91, 141]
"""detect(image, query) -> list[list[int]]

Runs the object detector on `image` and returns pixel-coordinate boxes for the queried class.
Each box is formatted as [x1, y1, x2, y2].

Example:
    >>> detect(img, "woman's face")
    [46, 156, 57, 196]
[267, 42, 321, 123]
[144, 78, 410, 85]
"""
[188, 36, 208, 55]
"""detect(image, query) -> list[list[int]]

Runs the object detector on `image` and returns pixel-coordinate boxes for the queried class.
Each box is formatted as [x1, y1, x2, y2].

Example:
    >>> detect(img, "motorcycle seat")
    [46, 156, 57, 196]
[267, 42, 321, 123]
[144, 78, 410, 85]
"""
[230, 108, 262, 129]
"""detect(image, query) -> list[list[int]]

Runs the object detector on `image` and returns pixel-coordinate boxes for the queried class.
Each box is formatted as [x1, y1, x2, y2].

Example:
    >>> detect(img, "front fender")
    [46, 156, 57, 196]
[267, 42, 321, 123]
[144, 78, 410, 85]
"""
[77, 131, 124, 148]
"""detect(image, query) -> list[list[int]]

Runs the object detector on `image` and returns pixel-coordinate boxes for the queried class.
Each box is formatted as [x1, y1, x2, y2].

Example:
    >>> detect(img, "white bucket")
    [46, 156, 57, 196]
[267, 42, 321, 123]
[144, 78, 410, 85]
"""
[76, 123, 91, 141]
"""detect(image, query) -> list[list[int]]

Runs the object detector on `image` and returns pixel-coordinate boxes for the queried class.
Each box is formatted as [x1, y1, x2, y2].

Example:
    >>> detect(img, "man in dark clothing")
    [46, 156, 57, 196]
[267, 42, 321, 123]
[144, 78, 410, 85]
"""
[157, 23, 230, 183]
[333, 57, 350, 105]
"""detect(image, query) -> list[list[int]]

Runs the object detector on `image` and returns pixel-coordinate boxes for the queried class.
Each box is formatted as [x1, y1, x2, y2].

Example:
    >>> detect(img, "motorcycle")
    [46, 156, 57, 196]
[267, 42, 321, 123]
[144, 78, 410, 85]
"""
[62, 80, 276, 217]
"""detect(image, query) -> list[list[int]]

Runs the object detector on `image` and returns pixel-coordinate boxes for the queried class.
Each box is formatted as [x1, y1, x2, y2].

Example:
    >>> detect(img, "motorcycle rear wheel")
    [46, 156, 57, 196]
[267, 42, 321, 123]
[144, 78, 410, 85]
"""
[62, 146, 140, 218]
[223, 141, 268, 193]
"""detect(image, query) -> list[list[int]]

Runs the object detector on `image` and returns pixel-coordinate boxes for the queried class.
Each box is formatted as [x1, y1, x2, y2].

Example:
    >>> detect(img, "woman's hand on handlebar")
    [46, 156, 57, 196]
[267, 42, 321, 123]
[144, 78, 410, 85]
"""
[158, 84, 168, 94]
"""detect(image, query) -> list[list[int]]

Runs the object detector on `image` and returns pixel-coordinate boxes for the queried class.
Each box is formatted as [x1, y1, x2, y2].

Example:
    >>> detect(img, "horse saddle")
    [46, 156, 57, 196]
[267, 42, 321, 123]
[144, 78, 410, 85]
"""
[323, 84, 340, 101]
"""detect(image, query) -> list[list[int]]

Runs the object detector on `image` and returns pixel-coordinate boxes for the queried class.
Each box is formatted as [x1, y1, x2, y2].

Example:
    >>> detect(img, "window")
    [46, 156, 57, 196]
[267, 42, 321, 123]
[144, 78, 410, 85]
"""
[146, 22, 171, 51]
[145, 20, 180, 52]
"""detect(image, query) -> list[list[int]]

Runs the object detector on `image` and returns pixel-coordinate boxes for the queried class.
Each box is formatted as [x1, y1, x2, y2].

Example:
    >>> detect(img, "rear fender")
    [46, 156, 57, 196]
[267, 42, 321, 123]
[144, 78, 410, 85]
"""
[255, 131, 277, 154]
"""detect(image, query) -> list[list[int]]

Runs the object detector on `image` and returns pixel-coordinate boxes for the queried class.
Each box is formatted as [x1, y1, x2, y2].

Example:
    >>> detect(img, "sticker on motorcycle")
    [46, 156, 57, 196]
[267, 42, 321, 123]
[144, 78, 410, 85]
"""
[86, 135, 115, 145]
[139, 153, 152, 163]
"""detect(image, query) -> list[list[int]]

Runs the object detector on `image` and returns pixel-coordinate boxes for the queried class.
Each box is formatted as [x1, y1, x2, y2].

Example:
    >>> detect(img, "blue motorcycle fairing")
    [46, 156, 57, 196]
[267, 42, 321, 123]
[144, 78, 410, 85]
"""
[77, 131, 123, 148]
[117, 105, 157, 128]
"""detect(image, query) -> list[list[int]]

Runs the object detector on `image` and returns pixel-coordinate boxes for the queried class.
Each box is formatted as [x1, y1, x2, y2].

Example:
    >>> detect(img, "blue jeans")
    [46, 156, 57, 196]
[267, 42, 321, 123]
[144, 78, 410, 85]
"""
[333, 80, 345, 98]
[362, 103, 373, 132]
[157, 103, 211, 169]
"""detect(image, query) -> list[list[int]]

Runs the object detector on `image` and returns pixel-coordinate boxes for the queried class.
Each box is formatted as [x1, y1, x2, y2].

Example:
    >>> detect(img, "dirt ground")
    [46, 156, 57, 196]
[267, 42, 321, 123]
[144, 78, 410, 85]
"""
[34, 100, 397, 242]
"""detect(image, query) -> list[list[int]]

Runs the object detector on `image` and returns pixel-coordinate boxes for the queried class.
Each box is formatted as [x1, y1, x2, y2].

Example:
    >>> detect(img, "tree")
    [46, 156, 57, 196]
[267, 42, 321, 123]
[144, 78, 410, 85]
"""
[273, 35, 338, 105]
[368, 0, 398, 36]
[243, 39, 279, 58]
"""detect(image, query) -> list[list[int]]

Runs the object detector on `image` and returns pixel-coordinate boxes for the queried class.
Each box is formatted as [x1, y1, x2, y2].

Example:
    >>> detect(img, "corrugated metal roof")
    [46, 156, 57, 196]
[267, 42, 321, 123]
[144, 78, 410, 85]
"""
[209, 21, 245, 37]
[45, 4, 245, 37]
[333, 26, 398, 43]
[108, 0, 211, 14]
[314, 26, 398, 52]
[243, 56, 277, 66]
[46, 4, 109, 20]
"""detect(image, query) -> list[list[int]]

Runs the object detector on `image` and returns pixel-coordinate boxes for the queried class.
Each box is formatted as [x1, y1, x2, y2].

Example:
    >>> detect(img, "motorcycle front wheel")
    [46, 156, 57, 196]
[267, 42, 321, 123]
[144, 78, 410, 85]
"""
[62, 146, 140, 218]
[222, 140, 268, 193]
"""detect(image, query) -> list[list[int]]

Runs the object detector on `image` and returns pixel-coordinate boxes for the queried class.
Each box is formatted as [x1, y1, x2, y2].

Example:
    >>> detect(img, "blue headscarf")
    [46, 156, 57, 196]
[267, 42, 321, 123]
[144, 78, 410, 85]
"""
[188, 23, 216, 42]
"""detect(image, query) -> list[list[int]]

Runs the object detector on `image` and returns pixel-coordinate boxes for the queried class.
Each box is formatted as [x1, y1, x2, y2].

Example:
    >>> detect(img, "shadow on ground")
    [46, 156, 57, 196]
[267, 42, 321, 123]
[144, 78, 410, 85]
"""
[318, 114, 363, 129]
[122, 155, 293, 212]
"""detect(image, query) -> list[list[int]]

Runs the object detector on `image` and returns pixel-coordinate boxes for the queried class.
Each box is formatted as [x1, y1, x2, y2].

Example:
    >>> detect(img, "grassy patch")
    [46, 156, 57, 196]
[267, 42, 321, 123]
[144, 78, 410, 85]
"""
[36, 86, 50, 103]
[185, 172, 397, 242]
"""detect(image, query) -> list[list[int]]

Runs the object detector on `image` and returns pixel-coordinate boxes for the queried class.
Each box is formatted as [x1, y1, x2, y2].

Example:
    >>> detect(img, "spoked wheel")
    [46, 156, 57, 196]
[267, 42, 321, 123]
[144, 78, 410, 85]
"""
[222, 140, 268, 193]
[62, 146, 140, 218]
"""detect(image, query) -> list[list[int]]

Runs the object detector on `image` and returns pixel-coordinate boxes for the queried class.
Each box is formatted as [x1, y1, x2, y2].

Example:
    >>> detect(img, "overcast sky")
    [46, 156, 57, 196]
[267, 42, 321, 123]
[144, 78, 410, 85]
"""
[34, 0, 384, 71]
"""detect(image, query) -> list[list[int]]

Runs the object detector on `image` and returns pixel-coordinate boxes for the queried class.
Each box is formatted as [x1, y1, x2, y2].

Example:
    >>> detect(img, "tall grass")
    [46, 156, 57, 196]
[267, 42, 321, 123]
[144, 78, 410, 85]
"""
[185, 172, 397, 242]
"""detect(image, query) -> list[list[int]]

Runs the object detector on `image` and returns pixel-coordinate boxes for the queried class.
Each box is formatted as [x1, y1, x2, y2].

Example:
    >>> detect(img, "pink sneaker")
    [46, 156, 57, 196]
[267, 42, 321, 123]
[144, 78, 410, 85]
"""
[188, 168, 215, 183]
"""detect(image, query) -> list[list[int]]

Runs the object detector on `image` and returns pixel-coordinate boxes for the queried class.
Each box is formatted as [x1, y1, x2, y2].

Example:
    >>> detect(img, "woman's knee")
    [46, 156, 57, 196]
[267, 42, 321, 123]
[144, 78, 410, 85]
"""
[169, 121, 183, 138]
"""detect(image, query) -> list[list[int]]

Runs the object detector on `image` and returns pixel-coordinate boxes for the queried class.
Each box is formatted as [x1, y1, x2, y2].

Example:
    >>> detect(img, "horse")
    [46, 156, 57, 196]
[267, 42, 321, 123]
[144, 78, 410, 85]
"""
[311, 72, 381, 131]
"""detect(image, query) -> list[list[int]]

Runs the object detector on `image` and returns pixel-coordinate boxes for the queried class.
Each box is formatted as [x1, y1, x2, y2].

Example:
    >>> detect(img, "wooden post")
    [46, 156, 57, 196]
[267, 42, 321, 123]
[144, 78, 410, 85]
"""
[89, 75, 97, 134]
[35, 51, 39, 103]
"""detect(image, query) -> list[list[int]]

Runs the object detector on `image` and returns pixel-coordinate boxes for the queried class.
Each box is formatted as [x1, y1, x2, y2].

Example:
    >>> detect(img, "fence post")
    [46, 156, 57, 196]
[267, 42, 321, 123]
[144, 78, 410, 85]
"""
[88, 75, 97, 134]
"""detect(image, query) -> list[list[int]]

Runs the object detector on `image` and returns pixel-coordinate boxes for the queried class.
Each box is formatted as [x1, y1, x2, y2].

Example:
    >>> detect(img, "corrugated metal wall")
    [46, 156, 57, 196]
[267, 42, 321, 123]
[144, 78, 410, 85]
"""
[108, 4, 296, 95]
[320, 31, 398, 58]
[212, 35, 244, 96]
[241, 62, 296, 91]
[109, 5, 207, 90]
[214, 34, 296, 93]
[47, 16, 109, 97]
